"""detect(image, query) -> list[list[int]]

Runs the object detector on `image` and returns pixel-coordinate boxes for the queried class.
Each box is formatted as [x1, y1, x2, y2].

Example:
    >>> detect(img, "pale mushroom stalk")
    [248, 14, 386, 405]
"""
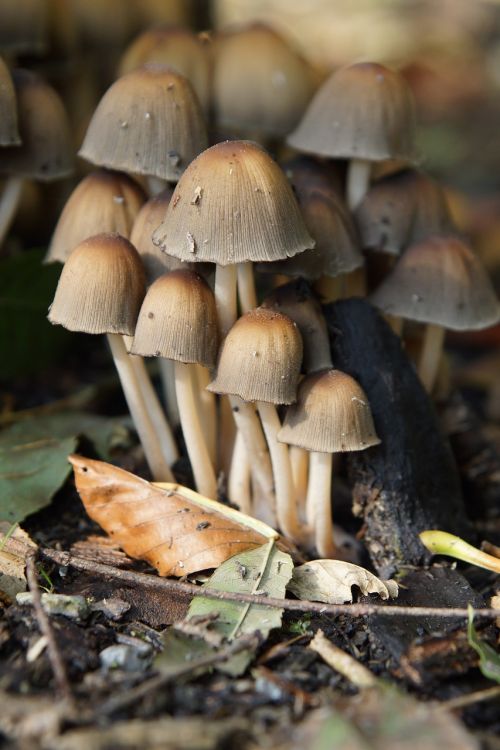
[346, 159, 371, 211]
[228, 430, 252, 515]
[306, 451, 336, 558]
[290, 444, 308, 516]
[159, 358, 180, 427]
[107, 333, 173, 481]
[195, 364, 217, 467]
[128, 350, 179, 466]
[147, 175, 167, 197]
[418, 323, 445, 393]
[215, 264, 238, 337]
[0, 176, 23, 247]
[237, 261, 258, 312]
[257, 401, 303, 544]
[174, 360, 217, 499]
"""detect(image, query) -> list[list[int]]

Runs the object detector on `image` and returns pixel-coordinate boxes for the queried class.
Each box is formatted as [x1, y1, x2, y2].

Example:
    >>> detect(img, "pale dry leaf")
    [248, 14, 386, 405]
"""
[288, 559, 399, 604]
[0, 522, 36, 602]
[70, 455, 277, 577]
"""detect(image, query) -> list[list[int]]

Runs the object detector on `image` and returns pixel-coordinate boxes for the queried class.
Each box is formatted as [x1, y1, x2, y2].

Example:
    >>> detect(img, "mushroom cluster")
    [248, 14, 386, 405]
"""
[3, 9, 493, 562]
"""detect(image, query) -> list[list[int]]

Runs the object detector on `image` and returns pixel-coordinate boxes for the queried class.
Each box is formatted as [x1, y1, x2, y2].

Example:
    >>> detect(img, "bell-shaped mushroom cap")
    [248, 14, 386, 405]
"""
[259, 191, 363, 280]
[79, 64, 208, 182]
[0, 0, 48, 54]
[0, 69, 74, 181]
[213, 23, 314, 138]
[118, 27, 210, 114]
[131, 270, 218, 368]
[288, 62, 417, 163]
[47, 170, 146, 264]
[370, 235, 500, 330]
[153, 140, 314, 265]
[283, 155, 343, 199]
[262, 279, 331, 374]
[0, 57, 20, 145]
[355, 169, 455, 256]
[130, 187, 192, 283]
[278, 369, 380, 453]
[48, 233, 146, 335]
[208, 307, 303, 404]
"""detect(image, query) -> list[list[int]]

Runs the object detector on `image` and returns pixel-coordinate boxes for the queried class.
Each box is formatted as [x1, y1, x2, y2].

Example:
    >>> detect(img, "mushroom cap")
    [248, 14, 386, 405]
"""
[47, 170, 146, 264]
[207, 307, 303, 404]
[79, 64, 208, 182]
[278, 369, 380, 453]
[118, 26, 210, 113]
[370, 235, 500, 330]
[0, 0, 48, 54]
[283, 155, 344, 199]
[287, 62, 417, 163]
[355, 169, 455, 256]
[48, 233, 146, 335]
[0, 56, 20, 145]
[213, 23, 314, 138]
[131, 269, 218, 367]
[0, 69, 74, 181]
[262, 279, 331, 374]
[153, 140, 314, 265]
[258, 190, 363, 280]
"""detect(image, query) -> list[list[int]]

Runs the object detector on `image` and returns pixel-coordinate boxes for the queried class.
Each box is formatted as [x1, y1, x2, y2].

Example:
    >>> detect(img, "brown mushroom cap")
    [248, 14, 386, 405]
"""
[0, 57, 20, 145]
[131, 269, 218, 368]
[79, 64, 208, 182]
[370, 235, 500, 330]
[207, 307, 303, 404]
[355, 169, 455, 256]
[258, 190, 363, 280]
[278, 369, 380, 453]
[118, 27, 210, 113]
[153, 140, 314, 265]
[0, 69, 74, 181]
[48, 233, 146, 335]
[47, 170, 146, 264]
[287, 62, 417, 163]
[213, 23, 314, 138]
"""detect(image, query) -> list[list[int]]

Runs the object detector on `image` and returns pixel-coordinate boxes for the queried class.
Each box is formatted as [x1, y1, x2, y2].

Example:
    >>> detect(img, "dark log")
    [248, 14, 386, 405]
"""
[325, 298, 472, 577]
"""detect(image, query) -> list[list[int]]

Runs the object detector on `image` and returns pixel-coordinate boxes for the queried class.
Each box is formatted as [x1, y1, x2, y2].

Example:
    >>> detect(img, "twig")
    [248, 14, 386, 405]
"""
[309, 630, 376, 688]
[438, 685, 500, 712]
[98, 633, 259, 716]
[25, 553, 75, 711]
[40, 547, 500, 620]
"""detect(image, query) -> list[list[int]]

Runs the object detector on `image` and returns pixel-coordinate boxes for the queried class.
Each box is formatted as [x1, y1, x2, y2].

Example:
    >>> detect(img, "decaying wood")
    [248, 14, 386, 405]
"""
[326, 298, 472, 577]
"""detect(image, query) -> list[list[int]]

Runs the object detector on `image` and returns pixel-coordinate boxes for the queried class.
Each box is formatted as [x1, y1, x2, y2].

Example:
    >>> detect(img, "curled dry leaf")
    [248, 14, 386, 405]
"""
[0, 523, 37, 603]
[69, 455, 277, 577]
[288, 559, 398, 604]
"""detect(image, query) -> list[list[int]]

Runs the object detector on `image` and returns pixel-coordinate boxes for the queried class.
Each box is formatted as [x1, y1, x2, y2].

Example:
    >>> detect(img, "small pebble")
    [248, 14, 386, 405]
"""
[16, 592, 90, 620]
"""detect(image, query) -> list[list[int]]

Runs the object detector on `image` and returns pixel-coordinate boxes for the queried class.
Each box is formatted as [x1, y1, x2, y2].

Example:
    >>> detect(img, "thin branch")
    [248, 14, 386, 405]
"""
[41, 547, 500, 620]
[438, 685, 500, 712]
[26, 553, 76, 711]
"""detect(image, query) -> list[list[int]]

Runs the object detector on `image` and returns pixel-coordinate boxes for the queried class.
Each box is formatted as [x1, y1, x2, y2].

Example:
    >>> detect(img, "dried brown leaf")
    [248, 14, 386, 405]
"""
[0, 522, 36, 603]
[70, 455, 277, 577]
[288, 559, 399, 604]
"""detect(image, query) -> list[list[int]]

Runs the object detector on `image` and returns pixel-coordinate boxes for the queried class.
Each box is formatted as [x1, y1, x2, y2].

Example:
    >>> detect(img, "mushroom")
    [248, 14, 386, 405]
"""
[48, 233, 176, 481]
[132, 269, 218, 498]
[0, 57, 20, 147]
[278, 369, 380, 558]
[46, 169, 146, 264]
[0, 0, 48, 55]
[370, 235, 500, 392]
[208, 307, 304, 543]
[288, 62, 417, 211]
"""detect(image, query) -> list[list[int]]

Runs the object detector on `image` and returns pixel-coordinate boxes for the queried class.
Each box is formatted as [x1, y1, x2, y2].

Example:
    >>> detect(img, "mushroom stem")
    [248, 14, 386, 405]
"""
[128, 351, 179, 466]
[159, 358, 181, 427]
[314, 274, 344, 303]
[229, 396, 275, 511]
[228, 430, 251, 514]
[418, 323, 445, 393]
[237, 261, 258, 312]
[174, 360, 217, 499]
[385, 314, 404, 337]
[290, 445, 308, 517]
[344, 266, 367, 297]
[195, 364, 217, 467]
[107, 333, 173, 481]
[346, 158, 371, 211]
[0, 175, 24, 248]
[215, 264, 238, 337]
[307, 451, 336, 558]
[257, 400, 303, 544]
[147, 176, 167, 197]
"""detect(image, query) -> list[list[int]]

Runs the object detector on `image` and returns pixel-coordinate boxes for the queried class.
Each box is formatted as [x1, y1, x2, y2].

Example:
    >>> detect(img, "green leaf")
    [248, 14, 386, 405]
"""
[0, 249, 73, 378]
[0, 412, 132, 523]
[467, 604, 500, 684]
[156, 541, 294, 677]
